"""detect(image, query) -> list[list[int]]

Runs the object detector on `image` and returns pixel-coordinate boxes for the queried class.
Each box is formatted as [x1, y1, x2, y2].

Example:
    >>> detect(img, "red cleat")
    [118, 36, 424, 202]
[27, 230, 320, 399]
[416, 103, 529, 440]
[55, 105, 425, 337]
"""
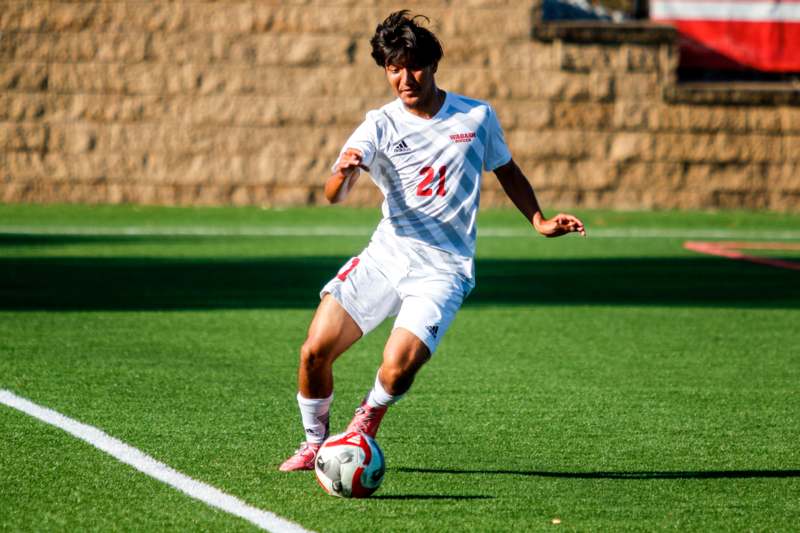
[278, 442, 321, 472]
[345, 401, 388, 438]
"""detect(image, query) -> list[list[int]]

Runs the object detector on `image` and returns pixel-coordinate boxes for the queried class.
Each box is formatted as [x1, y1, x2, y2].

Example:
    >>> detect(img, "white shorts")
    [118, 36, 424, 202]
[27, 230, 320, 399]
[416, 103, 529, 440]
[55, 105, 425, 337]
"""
[320, 239, 472, 354]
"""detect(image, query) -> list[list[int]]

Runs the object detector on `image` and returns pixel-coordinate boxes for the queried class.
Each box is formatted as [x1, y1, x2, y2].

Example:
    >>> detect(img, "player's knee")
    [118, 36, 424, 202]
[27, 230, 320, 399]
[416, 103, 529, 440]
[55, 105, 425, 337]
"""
[299, 337, 332, 372]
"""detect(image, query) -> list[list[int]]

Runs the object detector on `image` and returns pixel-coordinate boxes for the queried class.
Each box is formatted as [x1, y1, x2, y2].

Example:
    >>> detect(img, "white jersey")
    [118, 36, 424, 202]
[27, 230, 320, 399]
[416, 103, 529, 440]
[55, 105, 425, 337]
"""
[336, 91, 511, 281]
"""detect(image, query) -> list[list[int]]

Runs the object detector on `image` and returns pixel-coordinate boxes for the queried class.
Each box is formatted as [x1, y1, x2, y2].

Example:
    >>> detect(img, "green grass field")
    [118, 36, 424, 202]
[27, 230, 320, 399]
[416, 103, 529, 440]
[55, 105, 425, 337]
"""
[1, 204, 799, 532]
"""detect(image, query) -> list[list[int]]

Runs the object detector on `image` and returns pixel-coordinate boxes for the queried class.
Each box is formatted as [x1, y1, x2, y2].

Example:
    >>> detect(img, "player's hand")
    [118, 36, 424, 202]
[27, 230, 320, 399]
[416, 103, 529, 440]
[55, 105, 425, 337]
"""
[533, 212, 586, 238]
[335, 148, 368, 181]
[327, 148, 368, 203]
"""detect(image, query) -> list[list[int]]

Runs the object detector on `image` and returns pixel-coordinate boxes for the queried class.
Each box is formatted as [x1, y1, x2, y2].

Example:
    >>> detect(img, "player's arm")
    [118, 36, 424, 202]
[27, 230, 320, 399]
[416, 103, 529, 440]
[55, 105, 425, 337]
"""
[324, 148, 368, 204]
[493, 158, 586, 238]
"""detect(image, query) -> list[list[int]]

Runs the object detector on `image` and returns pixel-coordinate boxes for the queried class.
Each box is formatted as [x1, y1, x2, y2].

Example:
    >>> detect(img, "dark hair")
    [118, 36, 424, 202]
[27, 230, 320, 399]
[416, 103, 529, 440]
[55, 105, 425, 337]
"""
[370, 10, 444, 69]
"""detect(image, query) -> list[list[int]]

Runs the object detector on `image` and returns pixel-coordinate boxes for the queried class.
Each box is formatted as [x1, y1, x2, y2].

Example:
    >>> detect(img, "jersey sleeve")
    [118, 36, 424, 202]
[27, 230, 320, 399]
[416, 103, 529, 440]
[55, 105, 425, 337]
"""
[331, 112, 380, 172]
[483, 105, 512, 172]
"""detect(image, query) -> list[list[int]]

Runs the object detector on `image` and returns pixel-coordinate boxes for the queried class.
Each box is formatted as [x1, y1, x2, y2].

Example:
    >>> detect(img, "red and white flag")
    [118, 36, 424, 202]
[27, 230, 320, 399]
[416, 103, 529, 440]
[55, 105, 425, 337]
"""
[651, 0, 800, 72]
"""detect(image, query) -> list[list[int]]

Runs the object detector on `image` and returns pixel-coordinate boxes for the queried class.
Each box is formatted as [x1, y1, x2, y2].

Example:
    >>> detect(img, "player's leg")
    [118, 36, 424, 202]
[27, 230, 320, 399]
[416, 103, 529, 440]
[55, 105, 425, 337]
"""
[346, 272, 469, 438]
[281, 250, 401, 471]
[296, 293, 363, 440]
[299, 294, 363, 399]
[346, 328, 430, 437]
[280, 295, 362, 472]
[379, 328, 431, 396]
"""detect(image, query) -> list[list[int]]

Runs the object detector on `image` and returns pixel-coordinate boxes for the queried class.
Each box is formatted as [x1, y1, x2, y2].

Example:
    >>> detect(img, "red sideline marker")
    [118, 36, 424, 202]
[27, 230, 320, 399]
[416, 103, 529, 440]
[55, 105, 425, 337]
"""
[684, 241, 800, 271]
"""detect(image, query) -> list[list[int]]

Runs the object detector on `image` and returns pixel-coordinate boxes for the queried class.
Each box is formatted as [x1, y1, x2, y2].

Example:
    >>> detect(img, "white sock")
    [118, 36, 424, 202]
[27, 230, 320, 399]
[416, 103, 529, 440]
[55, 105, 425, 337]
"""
[297, 392, 333, 445]
[366, 371, 404, 408]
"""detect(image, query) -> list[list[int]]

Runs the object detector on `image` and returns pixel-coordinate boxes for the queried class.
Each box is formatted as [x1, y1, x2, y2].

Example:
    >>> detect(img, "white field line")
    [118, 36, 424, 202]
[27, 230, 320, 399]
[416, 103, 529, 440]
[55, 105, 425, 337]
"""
[0, 390, 314, 533]
[1, 225, 800, 240]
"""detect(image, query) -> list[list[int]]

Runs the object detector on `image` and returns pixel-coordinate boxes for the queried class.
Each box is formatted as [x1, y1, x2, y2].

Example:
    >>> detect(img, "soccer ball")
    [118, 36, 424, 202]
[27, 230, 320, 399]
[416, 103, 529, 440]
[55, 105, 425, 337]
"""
[315, 431, 385, 498]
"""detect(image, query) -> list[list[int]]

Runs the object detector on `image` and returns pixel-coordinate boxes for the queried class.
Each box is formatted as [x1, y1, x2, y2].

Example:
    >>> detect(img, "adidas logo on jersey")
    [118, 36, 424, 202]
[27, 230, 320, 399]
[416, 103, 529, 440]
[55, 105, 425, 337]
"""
[426, 325, 439, 338]
[393, 140, 411, 153]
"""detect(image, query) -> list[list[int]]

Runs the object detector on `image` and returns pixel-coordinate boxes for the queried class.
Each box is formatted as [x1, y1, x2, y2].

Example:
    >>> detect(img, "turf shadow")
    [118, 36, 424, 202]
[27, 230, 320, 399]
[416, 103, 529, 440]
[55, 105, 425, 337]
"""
[1, 254, 798, 311]
[371, 494, 493, 500]
[395, 467, 800, 480]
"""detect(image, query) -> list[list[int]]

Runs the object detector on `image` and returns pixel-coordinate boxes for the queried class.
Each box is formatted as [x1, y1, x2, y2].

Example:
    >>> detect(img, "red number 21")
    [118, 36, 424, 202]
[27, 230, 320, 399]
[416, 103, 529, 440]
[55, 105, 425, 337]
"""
[416, 165, 447, 197]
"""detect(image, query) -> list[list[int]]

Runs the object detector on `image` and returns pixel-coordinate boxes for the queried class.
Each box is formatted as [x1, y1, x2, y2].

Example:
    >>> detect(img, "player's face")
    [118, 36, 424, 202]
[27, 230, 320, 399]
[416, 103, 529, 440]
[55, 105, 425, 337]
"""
[385, 61, 437, 110]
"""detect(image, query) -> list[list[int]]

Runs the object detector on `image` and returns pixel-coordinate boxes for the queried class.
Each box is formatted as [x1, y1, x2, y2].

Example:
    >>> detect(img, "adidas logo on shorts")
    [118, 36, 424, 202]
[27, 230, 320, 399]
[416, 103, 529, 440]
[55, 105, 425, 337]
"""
[393, 140, 411, 153]
[426, 325, 439, 338]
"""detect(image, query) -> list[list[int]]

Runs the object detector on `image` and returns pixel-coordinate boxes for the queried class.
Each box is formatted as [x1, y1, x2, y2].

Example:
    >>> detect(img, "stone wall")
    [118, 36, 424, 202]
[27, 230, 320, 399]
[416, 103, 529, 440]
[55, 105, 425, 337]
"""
[1, 1, 798, 210]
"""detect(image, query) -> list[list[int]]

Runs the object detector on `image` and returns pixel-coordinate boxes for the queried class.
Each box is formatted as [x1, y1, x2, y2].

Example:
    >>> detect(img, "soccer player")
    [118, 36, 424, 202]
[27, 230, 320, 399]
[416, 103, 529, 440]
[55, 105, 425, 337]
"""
[279, 10, 585, 471]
